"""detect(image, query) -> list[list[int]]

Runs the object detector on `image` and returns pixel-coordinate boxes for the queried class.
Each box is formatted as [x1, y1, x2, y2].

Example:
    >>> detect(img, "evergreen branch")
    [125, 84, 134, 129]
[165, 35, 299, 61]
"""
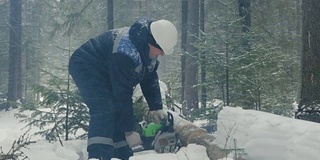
[0, 130, 36, 160]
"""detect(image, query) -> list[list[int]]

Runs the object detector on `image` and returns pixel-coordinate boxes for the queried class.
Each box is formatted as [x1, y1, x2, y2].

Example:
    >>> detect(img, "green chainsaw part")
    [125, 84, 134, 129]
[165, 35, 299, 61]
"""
[142, 122, 162, 137]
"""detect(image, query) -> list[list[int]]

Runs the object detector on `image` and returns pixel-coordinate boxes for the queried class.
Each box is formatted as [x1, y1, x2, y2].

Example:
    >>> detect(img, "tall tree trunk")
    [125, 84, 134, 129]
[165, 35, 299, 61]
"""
[225, 43, 230, 106]
[145, 0, 151, 17]
[238, 0, 253, 109]
[24, 0, 41, 102]
[7, 0, 22, 109]
[181, 0, 188, 104]
[0, 1, 9, 97]
[107, 0, 114, 30]
[239, 0, 251, 37]
[296, 0, 320, 123]
[184, 0, 199, 111]
[200, 0, 206, 109]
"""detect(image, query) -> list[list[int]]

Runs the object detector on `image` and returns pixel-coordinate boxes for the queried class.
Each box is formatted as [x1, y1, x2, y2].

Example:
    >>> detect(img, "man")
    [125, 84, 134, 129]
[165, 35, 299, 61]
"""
[68, 18, 178, 160]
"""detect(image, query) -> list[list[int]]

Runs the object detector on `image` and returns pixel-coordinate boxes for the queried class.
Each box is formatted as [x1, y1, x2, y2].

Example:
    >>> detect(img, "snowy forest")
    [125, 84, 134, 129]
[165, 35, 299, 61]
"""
[0, 0, 320, 159]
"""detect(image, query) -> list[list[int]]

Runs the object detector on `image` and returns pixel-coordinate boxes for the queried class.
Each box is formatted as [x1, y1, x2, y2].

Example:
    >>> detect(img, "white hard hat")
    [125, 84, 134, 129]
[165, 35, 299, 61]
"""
[150, 19, 178, 55]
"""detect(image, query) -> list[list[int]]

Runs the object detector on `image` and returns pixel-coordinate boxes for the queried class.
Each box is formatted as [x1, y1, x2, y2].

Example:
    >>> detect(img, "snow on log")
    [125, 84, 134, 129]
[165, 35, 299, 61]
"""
[170, 111, 228, 160]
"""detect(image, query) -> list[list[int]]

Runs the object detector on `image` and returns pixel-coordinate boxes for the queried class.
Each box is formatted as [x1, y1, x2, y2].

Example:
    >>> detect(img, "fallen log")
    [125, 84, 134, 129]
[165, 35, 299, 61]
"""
[170, 111, 229, 160]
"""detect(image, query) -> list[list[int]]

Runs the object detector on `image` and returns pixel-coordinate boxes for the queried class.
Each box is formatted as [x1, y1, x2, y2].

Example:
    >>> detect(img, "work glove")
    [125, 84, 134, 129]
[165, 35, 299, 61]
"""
[125, 132, 142, 148]
[151, 109, 167, 124]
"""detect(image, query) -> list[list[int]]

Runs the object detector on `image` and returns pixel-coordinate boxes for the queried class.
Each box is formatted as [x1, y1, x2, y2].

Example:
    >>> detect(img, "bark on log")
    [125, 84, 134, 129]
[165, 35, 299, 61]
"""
[170, 111, 229, 160]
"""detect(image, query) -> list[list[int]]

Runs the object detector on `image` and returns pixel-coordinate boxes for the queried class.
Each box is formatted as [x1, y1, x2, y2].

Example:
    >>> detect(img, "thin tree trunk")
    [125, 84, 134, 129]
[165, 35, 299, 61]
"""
[107, 0, 113, 30]
[181, 0, 188, 104]
[200, 0, 207, 109]
[225, 43, 230, 106]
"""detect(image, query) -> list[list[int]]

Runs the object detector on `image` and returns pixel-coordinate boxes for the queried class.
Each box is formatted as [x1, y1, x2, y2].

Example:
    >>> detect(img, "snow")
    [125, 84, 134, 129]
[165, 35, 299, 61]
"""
[214, 107, 320, 160]
[1, 106, 320, 160]
[131, 144, 209, 160]
[0, 109, 209, 160]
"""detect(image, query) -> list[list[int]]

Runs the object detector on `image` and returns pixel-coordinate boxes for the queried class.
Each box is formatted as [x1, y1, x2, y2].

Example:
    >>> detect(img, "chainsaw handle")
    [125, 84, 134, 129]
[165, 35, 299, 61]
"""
[167, 112, 174, 132]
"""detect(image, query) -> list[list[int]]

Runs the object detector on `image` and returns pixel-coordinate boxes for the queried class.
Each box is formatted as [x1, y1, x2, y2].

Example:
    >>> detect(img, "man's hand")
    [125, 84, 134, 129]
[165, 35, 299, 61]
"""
[125, 131, 142, 148]
[151, 109, 167, 124]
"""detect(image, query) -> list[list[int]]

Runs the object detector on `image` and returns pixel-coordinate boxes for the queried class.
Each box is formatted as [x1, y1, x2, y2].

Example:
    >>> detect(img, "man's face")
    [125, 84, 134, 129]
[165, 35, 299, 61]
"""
[148, 44, 164, 59]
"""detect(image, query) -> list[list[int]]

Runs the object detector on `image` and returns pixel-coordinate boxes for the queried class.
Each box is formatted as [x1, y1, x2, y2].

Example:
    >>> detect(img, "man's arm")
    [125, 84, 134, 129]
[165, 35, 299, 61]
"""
[140, 61, 163, 111]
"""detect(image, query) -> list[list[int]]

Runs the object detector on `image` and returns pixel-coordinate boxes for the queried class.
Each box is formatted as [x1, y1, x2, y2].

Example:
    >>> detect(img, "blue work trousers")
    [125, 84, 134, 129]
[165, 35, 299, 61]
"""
[69, 55, 133, 160]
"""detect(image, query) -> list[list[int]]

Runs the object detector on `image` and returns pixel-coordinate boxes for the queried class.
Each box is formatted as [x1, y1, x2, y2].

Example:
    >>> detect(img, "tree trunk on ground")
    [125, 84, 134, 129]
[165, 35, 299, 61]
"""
[171, 112, 228, 160]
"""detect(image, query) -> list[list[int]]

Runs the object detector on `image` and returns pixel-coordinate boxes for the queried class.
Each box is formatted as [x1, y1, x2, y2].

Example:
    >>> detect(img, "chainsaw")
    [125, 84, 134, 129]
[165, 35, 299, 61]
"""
[133, 111, 181, 153]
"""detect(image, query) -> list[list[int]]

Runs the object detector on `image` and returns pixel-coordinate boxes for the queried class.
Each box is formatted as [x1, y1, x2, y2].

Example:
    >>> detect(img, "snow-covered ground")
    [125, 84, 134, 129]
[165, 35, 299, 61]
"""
[0, 109, 209, 160]
[215, 107, 320, 160]
[1, 106, 320, 160]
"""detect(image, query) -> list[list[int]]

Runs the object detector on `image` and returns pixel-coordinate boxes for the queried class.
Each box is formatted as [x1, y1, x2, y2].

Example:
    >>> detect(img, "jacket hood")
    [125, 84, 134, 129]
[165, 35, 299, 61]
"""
[129, 18, 154, 67]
